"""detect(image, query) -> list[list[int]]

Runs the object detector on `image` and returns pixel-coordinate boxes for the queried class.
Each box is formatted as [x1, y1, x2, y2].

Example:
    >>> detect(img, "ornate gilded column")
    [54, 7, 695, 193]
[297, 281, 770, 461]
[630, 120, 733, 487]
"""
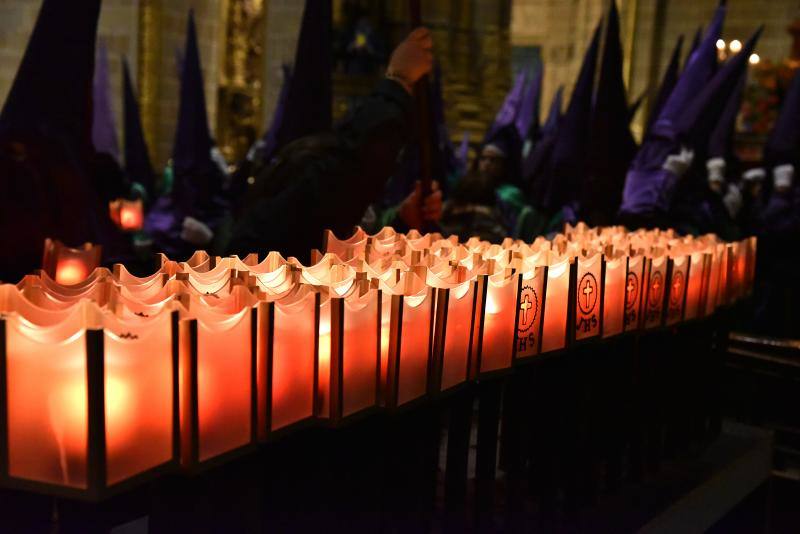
[215, 0, 266, 163]
[138, 0, 163, 164]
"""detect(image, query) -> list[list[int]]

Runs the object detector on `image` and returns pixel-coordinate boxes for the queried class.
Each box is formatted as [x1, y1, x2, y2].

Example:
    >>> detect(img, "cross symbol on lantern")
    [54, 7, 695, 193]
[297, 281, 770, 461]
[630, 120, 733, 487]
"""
[520, 294, 533, 324]
[652, 278, 660, 294]
[582, 278, 594, 310]
[627, 279, 636, 295]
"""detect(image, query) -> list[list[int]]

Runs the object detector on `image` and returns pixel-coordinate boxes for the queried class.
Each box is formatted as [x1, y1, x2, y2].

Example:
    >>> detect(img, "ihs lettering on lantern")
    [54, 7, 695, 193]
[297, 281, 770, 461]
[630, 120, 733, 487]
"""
[575, 271, 599, 340]
[515, 284, 539, 358]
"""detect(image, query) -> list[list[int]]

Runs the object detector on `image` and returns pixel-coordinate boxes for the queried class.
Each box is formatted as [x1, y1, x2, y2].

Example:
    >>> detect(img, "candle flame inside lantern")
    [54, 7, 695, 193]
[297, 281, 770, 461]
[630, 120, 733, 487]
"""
[485, 293, 500, 315]
[47, 373, 132, 485]
[119, 205, 142, 230]
[55, 259, 89, 285]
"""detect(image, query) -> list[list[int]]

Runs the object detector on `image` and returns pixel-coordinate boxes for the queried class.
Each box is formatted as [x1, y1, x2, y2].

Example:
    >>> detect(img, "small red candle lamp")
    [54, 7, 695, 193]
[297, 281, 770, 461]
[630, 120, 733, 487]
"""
[379, 268, 434, 410]
[1, 303, 178, 499]
[643, 253, 668, 329]
[624, 255, 646, 332]
[572, 253, 603, 342]
[540, 256, 571, 353]
[257, 285, 319, 437]
[427, 263, 478, 393]
[512, 263, 547, 360]
[178, 298, 256, 470]
[683, 251, 708, 321]
[109, 199, 144, 232]
[665, 254, 689, 326]
[42, 239, 102, 287]
[470, 266, 521, 378]
[316, 279, 381, 425]
[602, 253, 626, 338]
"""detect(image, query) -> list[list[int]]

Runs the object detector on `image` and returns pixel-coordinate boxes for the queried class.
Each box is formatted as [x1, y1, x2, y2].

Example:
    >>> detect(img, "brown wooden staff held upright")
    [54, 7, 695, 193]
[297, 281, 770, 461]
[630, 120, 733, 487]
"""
[408, 0, 434, 205]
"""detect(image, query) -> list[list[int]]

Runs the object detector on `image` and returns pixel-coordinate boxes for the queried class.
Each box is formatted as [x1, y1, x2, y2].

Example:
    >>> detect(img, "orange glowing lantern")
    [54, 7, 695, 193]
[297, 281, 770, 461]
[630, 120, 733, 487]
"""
[1, 303, 178, 499]
[428, 267, 478, 393]
[512, 264, 547, 360]
[540, 256, 571, 353]
[703, 244, 723, 317]
[42, 239, 102, 287]
[109, 199, 144, 232]
[745, 236, 757, 296]
[624, 255, 646, 332]
[683, 251, 709, 321]
[572, 253, 603, 342]
[258, 286, 319, 436]
[380, 268, 434, 409]
[178, 302, 256, 469]
[470, 268, 521, 377]
[602, 254, 626, 338]
[665, 254, 689, 326]
[316, 280, 381, 425]
[643, 254, 668, 329]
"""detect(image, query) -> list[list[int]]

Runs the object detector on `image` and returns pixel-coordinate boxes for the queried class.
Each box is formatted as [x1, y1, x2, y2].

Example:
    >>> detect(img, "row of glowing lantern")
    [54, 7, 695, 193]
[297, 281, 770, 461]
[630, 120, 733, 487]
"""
[0, 226, 755, 499]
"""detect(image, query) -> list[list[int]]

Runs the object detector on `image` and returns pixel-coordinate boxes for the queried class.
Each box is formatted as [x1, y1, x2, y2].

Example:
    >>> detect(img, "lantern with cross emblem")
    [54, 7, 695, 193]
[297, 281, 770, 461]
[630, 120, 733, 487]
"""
[643, 253, 668, 329]
[624, 254, 645, 332]
[572, 253, 603, 342]
[513, 264, 547, 360]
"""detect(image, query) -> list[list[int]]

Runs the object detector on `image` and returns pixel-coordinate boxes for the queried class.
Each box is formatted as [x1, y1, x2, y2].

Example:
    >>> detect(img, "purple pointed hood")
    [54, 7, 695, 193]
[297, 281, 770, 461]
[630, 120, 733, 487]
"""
[542, 22, 601, 212]
[524, 86, 563, 206]
[707, 67, 747, 161]
[456, 131, 470, 173]
[0, 0, 100, 161]
[541, 86, 563, 138]
[0, 0, 135, 279]
[764, 68, 800, 168]
[652, 2, 725, 140]
[276, 0, 332, 149]
[582, 1, 637, 224]
[620, 5, 726, 219]
[122, 59, 156, 198]
[92, 41, 120, 161]
[169, 9, 228, 218]
[487, 70, 527, 141]
[675, 27, 761, 153]
[145, 10, 228, 258]
[646, 35, 683, 134]
[688, 26, 702, 62]
[515, 64, 543, 141]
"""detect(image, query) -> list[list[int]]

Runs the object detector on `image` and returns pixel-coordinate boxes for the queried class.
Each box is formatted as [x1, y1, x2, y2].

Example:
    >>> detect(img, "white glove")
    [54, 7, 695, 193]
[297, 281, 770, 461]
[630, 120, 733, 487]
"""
[181, 216, 214, 246]
[706, 157, 726, 193]
[662, 146, 695, 178]
[210, 146, 230, 176]
[722, 183, 742, 219]
[773, 164, 794, 193]
[742, 167, 766, 183]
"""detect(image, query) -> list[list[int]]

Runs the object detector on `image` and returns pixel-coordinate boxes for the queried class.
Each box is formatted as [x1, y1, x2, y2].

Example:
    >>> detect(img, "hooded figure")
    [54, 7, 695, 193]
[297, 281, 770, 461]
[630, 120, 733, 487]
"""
[619, 2, 726, 227]
[668, 27, 761, 237]
[758, 68, 800, 234]
[0, 0, 132, 281]
[524, 86, 563, 206]
[122, 59, 157, 201]
[144, 10, 229, 258]
[486, 70, 527, 142]
[705, 67, 747, 201]
[582, 1, 637, 226]
[752, 68, 800, 336]
[516, 64, 543, 144]
[230, 0, 332, 211]
[542, 23, 601, 217]
[646, 35, 684, 136]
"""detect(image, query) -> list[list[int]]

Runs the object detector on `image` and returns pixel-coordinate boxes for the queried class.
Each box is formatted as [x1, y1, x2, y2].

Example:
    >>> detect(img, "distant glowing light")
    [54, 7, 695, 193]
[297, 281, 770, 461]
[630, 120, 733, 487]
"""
[729, 39, 742, 53]
[716, 39, 726, 51]
[749, 53, 760, 65]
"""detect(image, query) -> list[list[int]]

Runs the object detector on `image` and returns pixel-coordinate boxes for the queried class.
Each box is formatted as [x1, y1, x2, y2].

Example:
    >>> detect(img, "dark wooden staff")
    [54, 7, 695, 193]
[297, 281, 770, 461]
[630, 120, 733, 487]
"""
[408, 0, 433, 201]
